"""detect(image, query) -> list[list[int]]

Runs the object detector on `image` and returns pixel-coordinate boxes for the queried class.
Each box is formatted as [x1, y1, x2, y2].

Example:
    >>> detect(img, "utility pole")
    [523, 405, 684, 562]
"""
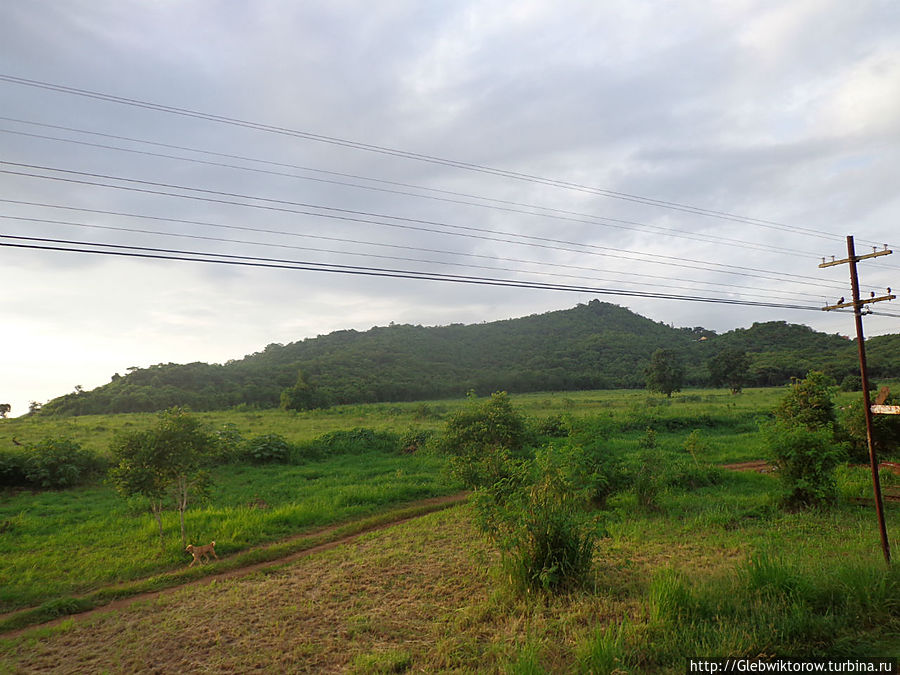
[820, 236, 895, 564]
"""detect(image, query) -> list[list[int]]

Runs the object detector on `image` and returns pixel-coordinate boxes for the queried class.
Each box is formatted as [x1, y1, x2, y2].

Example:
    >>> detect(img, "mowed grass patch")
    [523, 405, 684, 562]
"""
[4, 469, 898, 673]
[0, 450, 456, 612]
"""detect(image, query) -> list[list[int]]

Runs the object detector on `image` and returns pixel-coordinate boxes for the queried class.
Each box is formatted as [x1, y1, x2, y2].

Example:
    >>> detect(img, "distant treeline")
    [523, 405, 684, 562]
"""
[38, 301, 900, 416]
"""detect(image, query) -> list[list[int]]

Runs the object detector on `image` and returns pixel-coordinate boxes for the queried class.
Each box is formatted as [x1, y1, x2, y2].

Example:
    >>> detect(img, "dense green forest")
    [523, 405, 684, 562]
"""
[39, 300, 900, 416]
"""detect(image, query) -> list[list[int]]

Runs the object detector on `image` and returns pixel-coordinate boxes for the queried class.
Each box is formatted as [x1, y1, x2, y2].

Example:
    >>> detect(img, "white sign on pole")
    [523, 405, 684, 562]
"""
[871, 405, 900, 415]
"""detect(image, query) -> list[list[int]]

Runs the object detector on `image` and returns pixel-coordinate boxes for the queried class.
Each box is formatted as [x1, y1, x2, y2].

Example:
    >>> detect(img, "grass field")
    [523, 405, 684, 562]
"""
[1, 386, 898, 671]
[1, 485, 897, 672]
[1, 386, 795, 457]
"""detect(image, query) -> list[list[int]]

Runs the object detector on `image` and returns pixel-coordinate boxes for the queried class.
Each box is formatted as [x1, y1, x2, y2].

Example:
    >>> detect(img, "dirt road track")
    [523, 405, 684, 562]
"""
[0, 492, 468, 638]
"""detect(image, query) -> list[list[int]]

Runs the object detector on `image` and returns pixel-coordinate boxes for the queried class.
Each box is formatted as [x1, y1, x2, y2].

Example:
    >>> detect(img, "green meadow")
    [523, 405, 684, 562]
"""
[1, 386, 898, 670]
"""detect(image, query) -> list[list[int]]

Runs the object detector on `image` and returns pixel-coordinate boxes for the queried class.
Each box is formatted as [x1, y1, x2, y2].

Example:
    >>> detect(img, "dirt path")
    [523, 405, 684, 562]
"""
[0, 492, 469, 638]
[721, 460, 773, 473]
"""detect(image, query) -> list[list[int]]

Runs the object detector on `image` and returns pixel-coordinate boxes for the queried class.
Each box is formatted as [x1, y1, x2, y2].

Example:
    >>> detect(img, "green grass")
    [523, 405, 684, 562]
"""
[0, 385, 878, 615]
[2, 384, 898, 667]
[0, 450, 456, 613]
[0, 386, 793, 457]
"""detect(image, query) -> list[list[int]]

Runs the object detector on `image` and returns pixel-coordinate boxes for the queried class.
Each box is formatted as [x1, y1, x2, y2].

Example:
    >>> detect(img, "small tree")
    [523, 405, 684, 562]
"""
[0, 403, 10, 418]
[708, 348, 751, 394]
[441, 392, 529, 491]
[109, 430, 170, 547]
[280, 370, 332, 411]
[109, 408, 217, 548]
[645, 349, 684, 398]
[774, 371, 837, 431]
[767, 371, 845, 508]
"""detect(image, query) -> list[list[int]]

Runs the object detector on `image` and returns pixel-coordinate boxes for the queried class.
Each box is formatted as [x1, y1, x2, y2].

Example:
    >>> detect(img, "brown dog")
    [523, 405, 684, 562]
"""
[185, 541, 218, 567]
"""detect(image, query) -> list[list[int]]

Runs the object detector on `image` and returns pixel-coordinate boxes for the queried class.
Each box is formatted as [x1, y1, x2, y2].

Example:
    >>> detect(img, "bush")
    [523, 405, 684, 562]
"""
[765, 423, 845, 508]
[486, 446, 596, 593]
[441, 392, 528, 458]
[775, 371, 837, 431]
[768, 372, 846, 508]
[213, 423, 245, 462]
[20, 438, 105, 489]
[240, 433, 292, 464]
[441, 392, 531, 491]
[399, 427, 434, 454]
[531, 413, 569, 438]
[839, 375, 863, 392]
[0, 449, 28, 487]
[566, 440, 627, 508]
[311, 428, 400, 455]
[630, 446, 662, 509]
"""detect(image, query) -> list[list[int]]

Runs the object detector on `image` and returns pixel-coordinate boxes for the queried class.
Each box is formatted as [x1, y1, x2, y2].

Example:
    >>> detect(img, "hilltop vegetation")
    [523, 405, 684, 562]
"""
[35, 300, 899, 416]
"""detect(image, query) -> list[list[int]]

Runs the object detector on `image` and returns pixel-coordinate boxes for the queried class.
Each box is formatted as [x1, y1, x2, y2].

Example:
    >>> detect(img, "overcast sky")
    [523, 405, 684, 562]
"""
[2, 0, 899, 416]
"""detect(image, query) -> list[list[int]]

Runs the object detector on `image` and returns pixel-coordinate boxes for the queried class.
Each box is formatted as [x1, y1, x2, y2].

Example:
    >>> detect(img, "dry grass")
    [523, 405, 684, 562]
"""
[0, 504, 656, 673]
[0, 508, 483, 673]
[3, 486, 894, 673]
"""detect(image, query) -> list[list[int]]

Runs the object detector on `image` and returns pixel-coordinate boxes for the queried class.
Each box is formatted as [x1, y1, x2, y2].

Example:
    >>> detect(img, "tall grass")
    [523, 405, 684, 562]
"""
[628, 551, 900, 664]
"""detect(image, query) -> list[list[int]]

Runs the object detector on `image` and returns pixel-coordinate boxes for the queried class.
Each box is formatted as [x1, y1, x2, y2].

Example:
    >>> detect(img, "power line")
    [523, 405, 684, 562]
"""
[0, 233, 828, 312]
[0, 199, 832, 300]
[0, 121, 850, 257]
[1, 213, 826, 304]
[1, 161, 863, 291]
[0, 73, 879, 246]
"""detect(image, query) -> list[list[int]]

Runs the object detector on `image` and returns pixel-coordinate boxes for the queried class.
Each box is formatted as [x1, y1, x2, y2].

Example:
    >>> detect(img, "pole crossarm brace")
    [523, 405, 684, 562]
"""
[822, 294, 896, 311]
[819, 247, 892, 268]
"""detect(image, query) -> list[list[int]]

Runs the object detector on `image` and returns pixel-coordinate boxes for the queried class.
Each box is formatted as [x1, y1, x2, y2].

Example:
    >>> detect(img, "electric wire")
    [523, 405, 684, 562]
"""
[0, 233, 828, 312]
[0, 73, 884, 247]
[1, 161, 865, 291]
[0, 199, 833, 300]
[0, 214, 826, 304]
[0, 122, 849, 257]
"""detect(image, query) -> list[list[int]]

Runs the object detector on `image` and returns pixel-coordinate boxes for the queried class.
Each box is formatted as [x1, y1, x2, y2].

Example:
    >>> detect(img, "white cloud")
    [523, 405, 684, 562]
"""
[0, 0, 898, 414]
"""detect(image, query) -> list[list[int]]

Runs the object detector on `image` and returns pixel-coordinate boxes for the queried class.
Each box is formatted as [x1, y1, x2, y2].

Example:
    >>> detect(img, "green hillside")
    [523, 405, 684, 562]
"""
[38, 300, 897, 416]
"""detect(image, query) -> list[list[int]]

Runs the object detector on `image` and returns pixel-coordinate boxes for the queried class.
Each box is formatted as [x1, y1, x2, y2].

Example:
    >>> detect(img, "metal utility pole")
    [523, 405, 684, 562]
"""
[820, 236, 895, 564]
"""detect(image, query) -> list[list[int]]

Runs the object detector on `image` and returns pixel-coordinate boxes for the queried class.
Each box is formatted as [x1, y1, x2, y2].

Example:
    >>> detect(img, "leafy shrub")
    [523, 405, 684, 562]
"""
[638, 427, 658, 449]
[440, 392, 528, 458]
[775, 371, 837, 431]
[240, 433, 292, 464]
[0, 449, 28, 487]
[213, 422, 245, 462]
[565, 440, 627, 508]
[487, 447, 596, 593]
[630, 447, 662, 509]
[839, 375, 863, 392]
[399, 427, 434, 454]
[683, 429, 710, 461]
[531, 413, 569, 438]
[765, 423, 845, 507]
[768, 372, 846, 508]
[298, 428, 401, 461]
[441, 392, 531, 491]
[20, 438, 105, 489]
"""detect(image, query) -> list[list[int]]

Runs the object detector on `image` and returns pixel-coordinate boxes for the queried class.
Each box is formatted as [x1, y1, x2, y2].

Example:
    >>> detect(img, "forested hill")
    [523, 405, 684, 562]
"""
[40, 300, 899, 416]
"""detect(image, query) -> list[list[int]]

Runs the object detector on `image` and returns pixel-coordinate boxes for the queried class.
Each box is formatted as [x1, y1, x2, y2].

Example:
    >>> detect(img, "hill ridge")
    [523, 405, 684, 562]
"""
[40, 301, 899, 416]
